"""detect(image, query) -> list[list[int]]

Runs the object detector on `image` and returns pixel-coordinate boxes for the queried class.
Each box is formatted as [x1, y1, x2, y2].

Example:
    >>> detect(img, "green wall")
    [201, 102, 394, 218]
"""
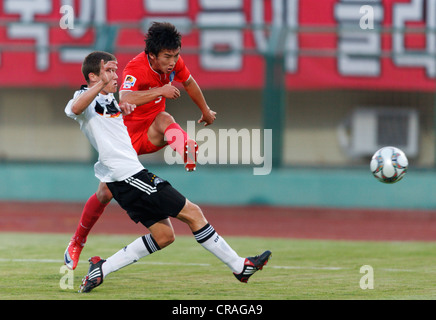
[1, 163, 434, 210]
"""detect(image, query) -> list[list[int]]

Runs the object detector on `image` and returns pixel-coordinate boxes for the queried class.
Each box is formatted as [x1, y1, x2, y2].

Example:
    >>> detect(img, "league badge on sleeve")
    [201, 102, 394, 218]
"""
[122, 75, 137, 89]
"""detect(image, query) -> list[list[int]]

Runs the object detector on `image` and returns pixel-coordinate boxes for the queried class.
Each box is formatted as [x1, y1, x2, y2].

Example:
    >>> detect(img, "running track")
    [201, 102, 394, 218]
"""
[2, 201, 436, 241]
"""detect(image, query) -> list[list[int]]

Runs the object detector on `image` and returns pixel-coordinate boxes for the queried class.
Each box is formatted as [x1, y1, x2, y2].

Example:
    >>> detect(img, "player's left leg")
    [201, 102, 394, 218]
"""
[101, 219, 174, 277]
[79, 218, 175, 293]
[80, 170, 183, 293]
[64, 182, 112, 270]
[176, 200, 272, 282]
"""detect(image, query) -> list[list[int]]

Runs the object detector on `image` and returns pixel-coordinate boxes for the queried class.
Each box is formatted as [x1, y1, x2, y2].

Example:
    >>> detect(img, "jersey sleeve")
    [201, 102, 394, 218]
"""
[120, 64, 143, 92]
[173, 55, 191, 83]
[65, 88, 98, 124]
[65, 89, 86, 120]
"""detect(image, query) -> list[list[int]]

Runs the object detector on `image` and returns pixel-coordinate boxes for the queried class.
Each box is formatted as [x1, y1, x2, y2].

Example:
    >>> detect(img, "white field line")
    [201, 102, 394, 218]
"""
[0, 258, 210, 267]
[0, 258, 415, 272]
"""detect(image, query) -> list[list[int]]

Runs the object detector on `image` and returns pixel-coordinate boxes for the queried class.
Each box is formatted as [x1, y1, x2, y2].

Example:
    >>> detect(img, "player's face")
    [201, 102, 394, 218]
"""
[102, 65, 119, 94]
[152, 48, 180, 74]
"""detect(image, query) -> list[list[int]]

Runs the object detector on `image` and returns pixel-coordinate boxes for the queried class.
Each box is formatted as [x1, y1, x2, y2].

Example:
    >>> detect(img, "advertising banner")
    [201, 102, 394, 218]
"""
[0, 0, 435, 90]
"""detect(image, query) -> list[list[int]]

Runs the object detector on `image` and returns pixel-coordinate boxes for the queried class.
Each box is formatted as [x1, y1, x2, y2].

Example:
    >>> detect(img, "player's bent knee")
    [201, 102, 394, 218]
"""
[157, 111, 175, 122]
[177, 200, 207, 229]
[156, 112, 176, 128]
[183, 201, 202, 218]
[96, 184, 113, 204]
[155, 233, 175, 249]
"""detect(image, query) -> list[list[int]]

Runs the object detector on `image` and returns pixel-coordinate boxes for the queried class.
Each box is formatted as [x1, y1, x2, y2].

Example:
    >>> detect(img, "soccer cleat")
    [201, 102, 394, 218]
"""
[78, 256, 106, 293]
[64, 236, 85, 270]
[184, 138, 198, 172]
[234, 250, 272, 283]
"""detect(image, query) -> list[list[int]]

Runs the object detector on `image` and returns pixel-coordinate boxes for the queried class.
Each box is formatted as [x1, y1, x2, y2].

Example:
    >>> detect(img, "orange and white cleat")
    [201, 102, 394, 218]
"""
[184, 139, 198, 172]
[64, 236, 85, 270]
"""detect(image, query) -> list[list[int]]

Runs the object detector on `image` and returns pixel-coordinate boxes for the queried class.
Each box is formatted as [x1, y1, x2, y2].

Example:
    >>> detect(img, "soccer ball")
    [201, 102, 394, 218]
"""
[370, 146, 408, 184]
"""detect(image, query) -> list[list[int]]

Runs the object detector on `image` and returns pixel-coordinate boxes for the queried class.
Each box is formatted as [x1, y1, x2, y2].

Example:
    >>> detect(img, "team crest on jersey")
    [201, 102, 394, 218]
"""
[122, 75, 137, 89]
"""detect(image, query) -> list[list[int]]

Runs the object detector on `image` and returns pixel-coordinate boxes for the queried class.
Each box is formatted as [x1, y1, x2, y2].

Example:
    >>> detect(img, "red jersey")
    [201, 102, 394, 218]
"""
[120, 51, 191, 122]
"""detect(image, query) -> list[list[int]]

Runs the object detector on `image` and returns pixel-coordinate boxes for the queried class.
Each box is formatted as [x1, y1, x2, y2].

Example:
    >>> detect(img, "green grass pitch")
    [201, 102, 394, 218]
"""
[1, 232, 436, 300]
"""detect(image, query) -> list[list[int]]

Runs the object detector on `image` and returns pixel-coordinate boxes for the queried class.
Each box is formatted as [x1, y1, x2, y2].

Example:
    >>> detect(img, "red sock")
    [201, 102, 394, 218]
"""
[73, 193, 108, 245]
[164, 123, 189, 158]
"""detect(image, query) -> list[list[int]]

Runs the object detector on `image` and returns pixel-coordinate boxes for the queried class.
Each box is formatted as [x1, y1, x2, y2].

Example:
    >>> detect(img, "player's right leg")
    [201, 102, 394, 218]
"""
[64, 182, 112, 270]
[176, 200, 272, 283]
[147, 112, 198, 171]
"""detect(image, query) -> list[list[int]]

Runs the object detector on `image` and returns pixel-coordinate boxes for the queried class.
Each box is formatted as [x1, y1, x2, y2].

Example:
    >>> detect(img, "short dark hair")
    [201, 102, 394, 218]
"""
[144, 22, 182, 56]
[82, 51, 116, 83]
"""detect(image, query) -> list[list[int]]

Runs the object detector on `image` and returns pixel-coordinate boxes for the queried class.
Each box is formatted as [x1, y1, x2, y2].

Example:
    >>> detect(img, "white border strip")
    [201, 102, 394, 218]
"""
[0, 258, 415, 272]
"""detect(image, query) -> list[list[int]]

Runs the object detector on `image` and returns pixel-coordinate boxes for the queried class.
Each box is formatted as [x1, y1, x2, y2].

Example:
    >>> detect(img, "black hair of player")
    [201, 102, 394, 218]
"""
[82, 51, 116, 83]
[144, 22, 182, 57]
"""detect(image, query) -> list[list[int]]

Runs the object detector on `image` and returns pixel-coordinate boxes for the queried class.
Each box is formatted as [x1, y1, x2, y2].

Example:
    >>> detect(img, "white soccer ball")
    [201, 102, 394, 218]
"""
[370, 146, 408, 184]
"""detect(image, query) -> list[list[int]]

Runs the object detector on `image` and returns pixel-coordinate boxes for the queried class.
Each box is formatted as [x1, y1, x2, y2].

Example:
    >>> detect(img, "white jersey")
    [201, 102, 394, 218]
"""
[65, 86, 144, 182]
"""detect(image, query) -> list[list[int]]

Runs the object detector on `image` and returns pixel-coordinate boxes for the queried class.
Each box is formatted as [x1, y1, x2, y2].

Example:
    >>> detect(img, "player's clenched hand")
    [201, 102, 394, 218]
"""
[119, 102, 136, 116]
[100, 59, 118, 85]
[198, 108, 217, 126]
[160, 83, 180, 100]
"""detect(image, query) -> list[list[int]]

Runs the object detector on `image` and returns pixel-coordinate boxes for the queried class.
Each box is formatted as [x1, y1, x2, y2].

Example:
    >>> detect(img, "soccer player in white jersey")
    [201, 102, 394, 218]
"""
[65, 22, 217, 272]
[65, 51, 271, 293]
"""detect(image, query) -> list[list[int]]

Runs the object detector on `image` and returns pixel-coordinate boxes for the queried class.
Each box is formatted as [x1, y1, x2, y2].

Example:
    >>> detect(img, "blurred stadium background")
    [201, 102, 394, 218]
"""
[0, 0, 435, 210]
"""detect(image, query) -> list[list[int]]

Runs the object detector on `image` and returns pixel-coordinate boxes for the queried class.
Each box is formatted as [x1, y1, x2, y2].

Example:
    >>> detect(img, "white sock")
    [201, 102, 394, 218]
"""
[193, 224, 245, 274]
[102, 234, 160, 278]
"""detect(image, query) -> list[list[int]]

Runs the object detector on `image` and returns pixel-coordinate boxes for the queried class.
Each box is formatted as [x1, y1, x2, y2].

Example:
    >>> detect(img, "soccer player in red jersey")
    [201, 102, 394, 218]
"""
[119, 23, 216, 163]
[64, 22, 216, 270]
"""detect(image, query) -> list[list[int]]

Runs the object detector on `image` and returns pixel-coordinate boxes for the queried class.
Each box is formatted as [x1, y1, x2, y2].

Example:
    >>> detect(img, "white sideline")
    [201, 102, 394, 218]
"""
[0, 258, 210, 267]
[0, 258, 414, 272]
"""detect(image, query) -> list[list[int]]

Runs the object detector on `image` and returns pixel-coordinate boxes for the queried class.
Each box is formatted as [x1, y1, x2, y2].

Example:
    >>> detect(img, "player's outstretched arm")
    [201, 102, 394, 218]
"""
[119, 101, 137, 116]
[119, 84, 180, 106]
[183, 76, 216, 126]
[71, 60, 117, 115]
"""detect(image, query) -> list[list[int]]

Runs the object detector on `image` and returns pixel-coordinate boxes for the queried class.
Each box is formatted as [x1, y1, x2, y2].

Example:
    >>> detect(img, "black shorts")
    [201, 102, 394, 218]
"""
[107, 169, 186, 228]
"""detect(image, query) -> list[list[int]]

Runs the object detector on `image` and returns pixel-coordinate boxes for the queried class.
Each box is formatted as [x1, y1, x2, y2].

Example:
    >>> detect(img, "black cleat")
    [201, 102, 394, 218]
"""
[234, 250, 272, 283]
[78, 256, 105, 293]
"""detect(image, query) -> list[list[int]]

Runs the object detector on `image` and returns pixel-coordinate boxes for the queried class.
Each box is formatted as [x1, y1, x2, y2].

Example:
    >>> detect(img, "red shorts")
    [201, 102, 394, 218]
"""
[124, 117, 167, 155]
